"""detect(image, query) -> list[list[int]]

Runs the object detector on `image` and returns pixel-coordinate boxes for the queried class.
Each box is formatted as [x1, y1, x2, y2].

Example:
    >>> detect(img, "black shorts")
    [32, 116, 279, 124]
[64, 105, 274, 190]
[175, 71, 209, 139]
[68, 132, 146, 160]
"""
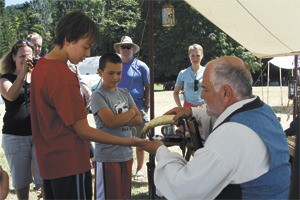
[43, 171, 92, 199]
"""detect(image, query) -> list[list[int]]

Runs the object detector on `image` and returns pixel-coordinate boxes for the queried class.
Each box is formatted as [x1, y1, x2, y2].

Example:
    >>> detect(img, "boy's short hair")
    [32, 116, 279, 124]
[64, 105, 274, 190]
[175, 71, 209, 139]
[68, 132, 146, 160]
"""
[99, 53, 122, 70]
[54, 10, 99, 49]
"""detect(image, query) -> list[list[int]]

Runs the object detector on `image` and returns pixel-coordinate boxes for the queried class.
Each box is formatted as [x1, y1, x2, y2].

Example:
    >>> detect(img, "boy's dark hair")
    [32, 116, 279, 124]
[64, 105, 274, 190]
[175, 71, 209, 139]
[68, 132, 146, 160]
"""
[54, 10, 99, 49]
[99, 53, 122, 70]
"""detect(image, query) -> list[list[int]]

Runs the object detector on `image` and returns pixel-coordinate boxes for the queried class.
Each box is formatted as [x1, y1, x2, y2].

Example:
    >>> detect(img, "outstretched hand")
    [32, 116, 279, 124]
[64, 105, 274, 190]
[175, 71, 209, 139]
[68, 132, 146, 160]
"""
[140, 139, 164, 155]
[164, 107, 192, 121]
[130, 137, 149, 147]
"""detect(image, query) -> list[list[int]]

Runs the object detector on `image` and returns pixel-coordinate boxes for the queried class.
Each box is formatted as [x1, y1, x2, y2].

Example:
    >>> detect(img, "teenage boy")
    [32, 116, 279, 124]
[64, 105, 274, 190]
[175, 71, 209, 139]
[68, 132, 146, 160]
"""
[30, 11, 147, 199]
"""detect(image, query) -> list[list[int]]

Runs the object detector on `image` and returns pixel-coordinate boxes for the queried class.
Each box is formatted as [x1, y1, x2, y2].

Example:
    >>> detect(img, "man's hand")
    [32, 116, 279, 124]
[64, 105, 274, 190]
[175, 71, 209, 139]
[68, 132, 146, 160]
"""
[141, 139, 164, 155]
[164, 107, 192, 121]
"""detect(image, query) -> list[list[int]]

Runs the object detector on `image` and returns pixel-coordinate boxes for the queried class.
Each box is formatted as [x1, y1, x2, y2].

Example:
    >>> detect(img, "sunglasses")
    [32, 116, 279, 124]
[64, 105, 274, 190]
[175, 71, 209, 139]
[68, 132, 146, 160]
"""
[194, 80, 199, 91]
[13, 40, 34, 53]
[120, 45, 132, 50]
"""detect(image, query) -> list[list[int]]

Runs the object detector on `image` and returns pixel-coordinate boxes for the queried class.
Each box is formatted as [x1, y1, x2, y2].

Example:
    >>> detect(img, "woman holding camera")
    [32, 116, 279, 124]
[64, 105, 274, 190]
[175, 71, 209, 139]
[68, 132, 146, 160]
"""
[0, 40, 42, 199]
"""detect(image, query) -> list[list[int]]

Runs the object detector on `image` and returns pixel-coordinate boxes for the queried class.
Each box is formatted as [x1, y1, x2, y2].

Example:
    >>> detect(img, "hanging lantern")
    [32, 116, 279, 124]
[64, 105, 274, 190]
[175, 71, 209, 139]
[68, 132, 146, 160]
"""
[162, 1, 175, 28]
[288, 77, 297, 99]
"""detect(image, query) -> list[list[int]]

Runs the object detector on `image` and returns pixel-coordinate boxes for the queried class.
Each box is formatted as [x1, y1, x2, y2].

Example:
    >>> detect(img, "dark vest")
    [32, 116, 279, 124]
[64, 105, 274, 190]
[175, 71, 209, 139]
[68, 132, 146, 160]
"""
[215, 97, 290, 199]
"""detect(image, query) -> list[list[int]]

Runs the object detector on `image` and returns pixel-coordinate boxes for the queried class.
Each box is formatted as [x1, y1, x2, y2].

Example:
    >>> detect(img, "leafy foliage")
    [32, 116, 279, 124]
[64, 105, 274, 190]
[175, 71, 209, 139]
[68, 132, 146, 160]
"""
[134, 1, 260, 82]
[96, 0, 140, 55]
[0, 0, 260, 82]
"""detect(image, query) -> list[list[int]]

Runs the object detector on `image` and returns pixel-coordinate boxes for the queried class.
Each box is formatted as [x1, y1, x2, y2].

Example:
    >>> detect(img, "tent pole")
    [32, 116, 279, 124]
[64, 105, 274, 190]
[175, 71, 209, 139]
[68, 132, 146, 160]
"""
[280, 67, 283, 107]
[267, 61, 270, 104]
[293, 56, 299, 118]
[259, 59, 264, 100]
[147, 1, 156, 199]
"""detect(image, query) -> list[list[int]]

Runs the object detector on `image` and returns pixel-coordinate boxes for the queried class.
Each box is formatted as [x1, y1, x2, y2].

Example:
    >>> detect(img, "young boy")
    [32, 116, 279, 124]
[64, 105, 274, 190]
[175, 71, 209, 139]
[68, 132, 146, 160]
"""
[30, 11, 147, 199]
[91, 53, 142, 199]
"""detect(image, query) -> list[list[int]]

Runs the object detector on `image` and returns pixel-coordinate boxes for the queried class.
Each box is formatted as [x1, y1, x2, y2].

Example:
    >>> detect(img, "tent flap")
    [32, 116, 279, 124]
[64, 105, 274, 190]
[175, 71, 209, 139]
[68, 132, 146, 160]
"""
[184, 0, 300, 58]
[269, 56, 297, 69]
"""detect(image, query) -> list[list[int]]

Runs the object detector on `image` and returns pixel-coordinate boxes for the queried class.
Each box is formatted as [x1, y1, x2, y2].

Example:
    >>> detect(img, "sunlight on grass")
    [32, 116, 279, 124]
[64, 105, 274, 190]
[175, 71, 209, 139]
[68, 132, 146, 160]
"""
[154, 83, 164, 91]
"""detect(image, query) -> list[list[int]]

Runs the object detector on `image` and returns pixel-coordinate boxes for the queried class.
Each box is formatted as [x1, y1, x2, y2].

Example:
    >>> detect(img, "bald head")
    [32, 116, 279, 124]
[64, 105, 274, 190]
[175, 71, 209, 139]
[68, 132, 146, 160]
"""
[206, 56, 253, 100]
[27, 33, 43, 58]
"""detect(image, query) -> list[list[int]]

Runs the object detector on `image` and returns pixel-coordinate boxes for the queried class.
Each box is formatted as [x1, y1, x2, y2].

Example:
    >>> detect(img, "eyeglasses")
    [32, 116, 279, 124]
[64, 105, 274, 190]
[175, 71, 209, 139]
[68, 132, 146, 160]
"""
[194, 80, 199, 91]
[13, 40, 34, 53]
[120, 45, 132, 50]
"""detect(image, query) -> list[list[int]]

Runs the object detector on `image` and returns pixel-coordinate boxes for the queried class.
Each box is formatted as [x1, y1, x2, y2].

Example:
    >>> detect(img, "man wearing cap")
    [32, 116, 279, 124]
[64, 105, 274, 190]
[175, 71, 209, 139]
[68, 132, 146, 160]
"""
[114, 36, 150, 180]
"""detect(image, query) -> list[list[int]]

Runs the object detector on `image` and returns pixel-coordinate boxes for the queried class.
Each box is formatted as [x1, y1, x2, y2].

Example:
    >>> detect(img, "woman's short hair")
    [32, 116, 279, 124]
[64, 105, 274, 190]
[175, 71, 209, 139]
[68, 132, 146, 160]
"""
[188, 44, 203, 55]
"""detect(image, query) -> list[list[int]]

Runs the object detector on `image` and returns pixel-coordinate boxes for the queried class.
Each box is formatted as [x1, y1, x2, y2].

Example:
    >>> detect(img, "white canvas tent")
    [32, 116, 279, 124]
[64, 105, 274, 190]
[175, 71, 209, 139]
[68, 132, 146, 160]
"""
[267, 56, 296, 106]
[184, 0, 300, 106]
[184, 0, 300, 59]
[269, 57, 296, 70]
[180, 1, 300, 194]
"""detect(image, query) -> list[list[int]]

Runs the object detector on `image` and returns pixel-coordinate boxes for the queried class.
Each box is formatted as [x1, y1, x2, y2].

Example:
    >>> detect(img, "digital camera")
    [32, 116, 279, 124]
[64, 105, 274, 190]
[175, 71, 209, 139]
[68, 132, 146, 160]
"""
[32, 58, 39, 67]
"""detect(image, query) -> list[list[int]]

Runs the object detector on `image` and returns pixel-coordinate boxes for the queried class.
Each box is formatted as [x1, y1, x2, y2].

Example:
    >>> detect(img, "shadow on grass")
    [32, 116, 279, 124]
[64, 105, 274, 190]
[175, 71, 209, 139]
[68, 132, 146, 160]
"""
[132, 180, 148, 199]
[132, 191, 166, 200]
[132, 180, 148, 188]
[9, 189, 16, 195]
[272, 106, 292, 114]
[132, 180, 167, 200]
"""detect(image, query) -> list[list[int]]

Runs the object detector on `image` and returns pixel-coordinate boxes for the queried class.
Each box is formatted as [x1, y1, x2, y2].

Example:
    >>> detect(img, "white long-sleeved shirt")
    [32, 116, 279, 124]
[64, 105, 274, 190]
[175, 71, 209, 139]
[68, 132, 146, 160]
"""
[154, 97, 269, 199]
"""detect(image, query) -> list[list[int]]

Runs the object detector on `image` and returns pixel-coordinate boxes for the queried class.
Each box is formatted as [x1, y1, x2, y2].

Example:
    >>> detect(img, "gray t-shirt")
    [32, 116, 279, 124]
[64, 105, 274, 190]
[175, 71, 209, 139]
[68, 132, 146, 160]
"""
[91, 85, 135, 162]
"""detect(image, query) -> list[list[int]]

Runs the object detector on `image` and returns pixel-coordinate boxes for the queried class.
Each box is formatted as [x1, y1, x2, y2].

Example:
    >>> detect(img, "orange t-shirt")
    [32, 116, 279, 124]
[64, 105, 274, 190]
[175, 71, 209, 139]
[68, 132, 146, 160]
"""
[30, 57, 90, 179]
